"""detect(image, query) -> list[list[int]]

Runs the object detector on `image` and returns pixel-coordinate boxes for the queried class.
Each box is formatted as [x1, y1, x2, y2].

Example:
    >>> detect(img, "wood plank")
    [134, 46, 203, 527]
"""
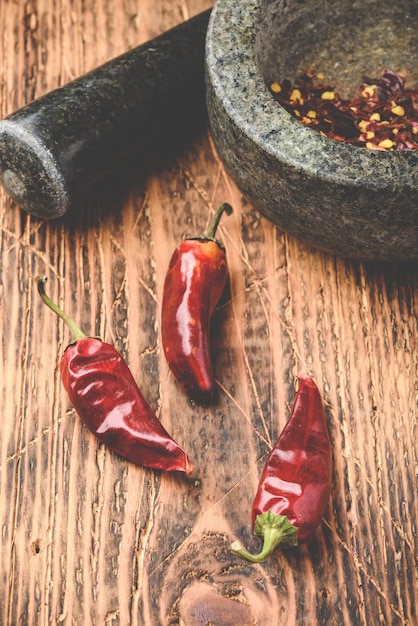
[0, 1, 416, 625]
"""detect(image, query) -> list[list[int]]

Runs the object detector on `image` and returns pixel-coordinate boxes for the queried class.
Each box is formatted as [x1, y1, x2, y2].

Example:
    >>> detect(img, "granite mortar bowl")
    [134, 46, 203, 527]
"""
[205, 0, 418, 261]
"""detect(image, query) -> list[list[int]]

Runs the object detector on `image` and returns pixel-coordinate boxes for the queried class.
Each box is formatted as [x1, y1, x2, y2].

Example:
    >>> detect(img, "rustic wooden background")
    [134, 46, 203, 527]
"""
[0, 1, 417, 624]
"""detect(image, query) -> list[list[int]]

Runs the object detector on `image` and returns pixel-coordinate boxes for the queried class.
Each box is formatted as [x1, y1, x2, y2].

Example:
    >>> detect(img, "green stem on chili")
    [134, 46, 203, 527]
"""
[189, 202, 233, 249]
[231, 511, 298, 563]
[204, 202, 233, 240]
[37, 276, 86, 342]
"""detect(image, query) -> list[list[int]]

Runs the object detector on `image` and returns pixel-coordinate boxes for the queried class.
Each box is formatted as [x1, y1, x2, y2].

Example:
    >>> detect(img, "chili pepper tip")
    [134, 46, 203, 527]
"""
[231, 511, 298, 563]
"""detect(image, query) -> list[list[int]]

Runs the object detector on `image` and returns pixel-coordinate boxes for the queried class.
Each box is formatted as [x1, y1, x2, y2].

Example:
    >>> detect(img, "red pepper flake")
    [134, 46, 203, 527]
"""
[269, 69, 418, 150]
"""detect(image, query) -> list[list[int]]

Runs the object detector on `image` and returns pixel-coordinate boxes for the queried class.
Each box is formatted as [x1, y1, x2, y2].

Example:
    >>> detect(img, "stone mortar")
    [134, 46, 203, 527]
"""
[205, 0, 418, 260]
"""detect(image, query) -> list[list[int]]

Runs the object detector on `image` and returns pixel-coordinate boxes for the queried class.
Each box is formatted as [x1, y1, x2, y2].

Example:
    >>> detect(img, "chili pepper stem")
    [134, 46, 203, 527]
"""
[231, 511, 298, 563]
[37, 276, 87, 341]
[204, 202, 233, 239]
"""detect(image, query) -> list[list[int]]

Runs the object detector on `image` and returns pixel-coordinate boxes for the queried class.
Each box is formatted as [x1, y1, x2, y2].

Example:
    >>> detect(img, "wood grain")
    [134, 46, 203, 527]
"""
[0, 1, 417, 625]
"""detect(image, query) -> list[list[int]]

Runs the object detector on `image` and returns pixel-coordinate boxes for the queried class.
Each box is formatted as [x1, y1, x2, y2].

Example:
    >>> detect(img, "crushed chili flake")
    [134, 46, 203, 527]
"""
[269, 69, 418, 150]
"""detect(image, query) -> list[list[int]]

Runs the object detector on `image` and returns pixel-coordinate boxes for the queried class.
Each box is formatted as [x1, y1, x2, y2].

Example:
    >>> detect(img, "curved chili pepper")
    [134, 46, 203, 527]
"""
[37, 276, 193, 475]
[161, 203, 232, 403]
[231, 375, 332, 562]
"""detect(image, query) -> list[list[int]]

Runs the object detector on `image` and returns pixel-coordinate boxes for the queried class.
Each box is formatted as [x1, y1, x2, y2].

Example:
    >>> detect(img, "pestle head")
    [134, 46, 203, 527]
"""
[0, 120, 69, 218]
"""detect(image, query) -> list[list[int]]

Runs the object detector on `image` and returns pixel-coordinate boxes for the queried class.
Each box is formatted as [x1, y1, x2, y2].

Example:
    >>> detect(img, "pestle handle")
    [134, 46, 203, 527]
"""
[0, 9, 211, 219]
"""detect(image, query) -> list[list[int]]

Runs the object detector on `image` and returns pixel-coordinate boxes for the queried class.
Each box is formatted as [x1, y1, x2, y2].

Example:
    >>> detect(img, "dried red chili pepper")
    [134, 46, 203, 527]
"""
[231, 375, 332, 562]
[161, 202, 232, 403]
[38, 276, 193, 474]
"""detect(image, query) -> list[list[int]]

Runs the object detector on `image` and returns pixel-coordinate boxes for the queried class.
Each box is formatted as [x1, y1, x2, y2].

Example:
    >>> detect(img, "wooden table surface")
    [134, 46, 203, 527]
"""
[0, 1, 417, 624]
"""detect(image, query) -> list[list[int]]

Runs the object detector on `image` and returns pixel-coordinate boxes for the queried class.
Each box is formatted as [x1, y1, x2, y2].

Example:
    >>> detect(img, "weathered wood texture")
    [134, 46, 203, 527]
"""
[0, 1, 417, 625]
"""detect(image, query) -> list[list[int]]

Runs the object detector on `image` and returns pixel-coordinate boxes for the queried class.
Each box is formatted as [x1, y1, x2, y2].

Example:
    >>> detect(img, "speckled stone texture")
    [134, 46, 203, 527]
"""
[0, 10, 211, 219]
[205, 0, 418, 260]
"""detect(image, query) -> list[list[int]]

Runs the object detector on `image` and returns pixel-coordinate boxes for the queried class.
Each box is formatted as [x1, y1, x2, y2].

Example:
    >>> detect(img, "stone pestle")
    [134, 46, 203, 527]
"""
[0, 9, 211, 219]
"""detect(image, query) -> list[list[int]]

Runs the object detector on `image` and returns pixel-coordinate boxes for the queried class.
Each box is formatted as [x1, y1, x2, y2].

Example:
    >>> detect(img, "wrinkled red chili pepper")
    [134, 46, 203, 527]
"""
[38, 276, 193, 474]
[161, 202, 232, 403]
[231, 374, 332, 562]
